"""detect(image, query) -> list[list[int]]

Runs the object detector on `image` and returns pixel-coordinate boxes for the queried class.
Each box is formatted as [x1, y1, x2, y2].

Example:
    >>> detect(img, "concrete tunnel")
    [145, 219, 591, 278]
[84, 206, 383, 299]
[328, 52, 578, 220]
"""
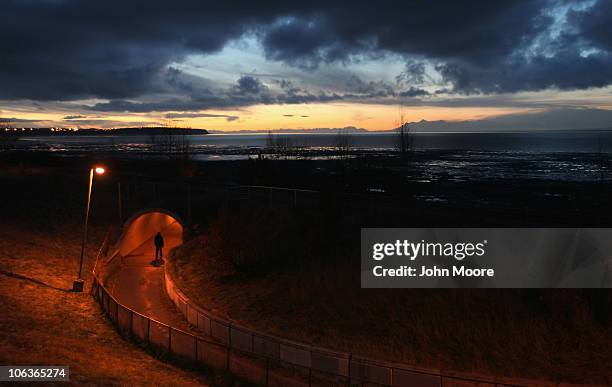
[117, 209, 184, 258]
[101, 209, 186, 317]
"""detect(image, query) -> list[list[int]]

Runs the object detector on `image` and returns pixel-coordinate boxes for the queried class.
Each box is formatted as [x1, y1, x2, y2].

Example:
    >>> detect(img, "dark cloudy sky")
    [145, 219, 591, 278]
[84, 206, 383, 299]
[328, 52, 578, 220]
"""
[1, 0, 611, 131]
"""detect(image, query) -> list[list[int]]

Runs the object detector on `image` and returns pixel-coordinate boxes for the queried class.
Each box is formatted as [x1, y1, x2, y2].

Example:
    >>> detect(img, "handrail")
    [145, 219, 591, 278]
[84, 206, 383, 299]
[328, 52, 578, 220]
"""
[91, 229, 583, 387]
[230, 185, 318, 193]
[91, 230, 111, 279]
[163, 266, 568, 387]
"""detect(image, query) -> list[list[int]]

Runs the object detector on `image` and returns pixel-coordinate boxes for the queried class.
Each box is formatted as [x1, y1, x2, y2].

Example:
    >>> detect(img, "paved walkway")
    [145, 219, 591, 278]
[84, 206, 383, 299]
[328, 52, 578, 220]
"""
[104, 235, 197, 332]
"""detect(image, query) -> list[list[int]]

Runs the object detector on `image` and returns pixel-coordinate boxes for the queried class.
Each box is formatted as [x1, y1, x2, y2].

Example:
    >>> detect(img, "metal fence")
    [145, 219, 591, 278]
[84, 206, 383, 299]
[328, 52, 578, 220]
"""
[226, 185, 320, 208]
[92, 275, 339, 386]
[91, 228, 558, 386]
[162, 270, 555, 387]
[92, 267, 465, 386]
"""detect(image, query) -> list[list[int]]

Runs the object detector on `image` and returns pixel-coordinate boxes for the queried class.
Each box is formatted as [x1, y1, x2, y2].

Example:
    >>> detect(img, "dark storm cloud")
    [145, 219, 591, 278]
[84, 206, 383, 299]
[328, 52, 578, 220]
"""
[345, 75, 396, 97]
[234, 76, 267, 95]
[424, 1, 612, 94]
[0, 118, 37, 124]
[165, 112, 239, 121]
[569, 0, 612, 51]
[89, 75, 348, 112]
[260, 1, 547, 67]
[437, 52, 612, 94]
[399, 87, 430, 97]
[1, 0, 612, 109]
[0, 0, 285, 101]
[396, 62, 429, 86]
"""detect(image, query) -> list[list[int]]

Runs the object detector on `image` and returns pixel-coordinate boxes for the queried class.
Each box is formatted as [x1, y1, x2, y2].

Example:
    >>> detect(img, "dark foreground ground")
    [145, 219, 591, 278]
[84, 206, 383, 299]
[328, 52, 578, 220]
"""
[0, 224, 215, 386]
[0, 159, 238, 386]
[0, 151, 611, 385]
[172, 219, 612, 384]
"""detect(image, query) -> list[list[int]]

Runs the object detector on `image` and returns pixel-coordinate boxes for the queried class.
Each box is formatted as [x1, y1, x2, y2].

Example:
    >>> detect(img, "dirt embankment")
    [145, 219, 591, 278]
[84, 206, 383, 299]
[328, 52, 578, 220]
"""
[169, 205, 612, 385]
[0, 166, 215, 386]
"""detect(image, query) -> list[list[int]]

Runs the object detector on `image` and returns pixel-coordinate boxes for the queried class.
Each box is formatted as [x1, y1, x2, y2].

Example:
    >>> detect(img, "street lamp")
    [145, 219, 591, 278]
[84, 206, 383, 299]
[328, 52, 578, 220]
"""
[73, 165, 105, 292]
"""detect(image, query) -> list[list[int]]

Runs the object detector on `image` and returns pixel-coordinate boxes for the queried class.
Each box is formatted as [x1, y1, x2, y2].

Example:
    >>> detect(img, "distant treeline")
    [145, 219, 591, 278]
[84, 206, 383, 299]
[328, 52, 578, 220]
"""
[2, 127, 209, 136]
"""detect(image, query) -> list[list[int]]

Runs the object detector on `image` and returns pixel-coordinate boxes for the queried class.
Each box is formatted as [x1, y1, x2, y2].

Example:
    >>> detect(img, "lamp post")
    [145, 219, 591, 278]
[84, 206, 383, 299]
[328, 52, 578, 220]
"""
[73, 166, 105, 292]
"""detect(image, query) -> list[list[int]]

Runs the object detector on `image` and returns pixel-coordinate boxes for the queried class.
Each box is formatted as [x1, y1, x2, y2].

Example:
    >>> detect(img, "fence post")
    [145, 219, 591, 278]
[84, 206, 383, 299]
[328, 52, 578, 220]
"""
[227, 324, 232, 370]
[294, 190, 297, 206]
[168, 327, 172, 357]
[105, 289, 109, 313]
[347, 354, 351, 386]
[308, 367, 312, 387]
[226, 347, 230, 370]
[117, 181, 123, 225]
[187, 181, 192, 226]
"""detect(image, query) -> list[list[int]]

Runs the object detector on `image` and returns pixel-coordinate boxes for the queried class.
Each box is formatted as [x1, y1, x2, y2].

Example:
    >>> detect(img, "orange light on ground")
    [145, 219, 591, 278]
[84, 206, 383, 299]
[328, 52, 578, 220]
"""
[95, 167, 105, 175]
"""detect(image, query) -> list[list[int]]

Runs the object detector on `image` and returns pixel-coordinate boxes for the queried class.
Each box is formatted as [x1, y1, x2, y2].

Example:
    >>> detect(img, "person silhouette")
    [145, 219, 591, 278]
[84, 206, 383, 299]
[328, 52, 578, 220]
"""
[154, 232, 164, 263]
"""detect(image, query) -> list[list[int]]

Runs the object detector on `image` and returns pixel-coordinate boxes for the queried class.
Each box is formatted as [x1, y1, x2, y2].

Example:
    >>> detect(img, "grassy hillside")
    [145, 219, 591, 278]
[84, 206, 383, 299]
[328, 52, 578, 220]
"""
[0, 224, 216, 385]
[0, 165, 217, 386]
[170, 204, 612, 385]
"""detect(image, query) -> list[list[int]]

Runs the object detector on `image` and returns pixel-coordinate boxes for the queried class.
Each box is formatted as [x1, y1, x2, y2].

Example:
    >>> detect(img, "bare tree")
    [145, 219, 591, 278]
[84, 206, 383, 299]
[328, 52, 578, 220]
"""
[0, 110, 8, 131]
[334, 128, 353, 159]
[149, 119, 193, 158]
[596, 131, 608, 185]
[266, 131, 275, 155]
[266, 132, 295, 159]
[176, 130, 193, 160]
[161, 119, 178, 154]
[0, 110, 18, 151]
[395, 105, 414, 158]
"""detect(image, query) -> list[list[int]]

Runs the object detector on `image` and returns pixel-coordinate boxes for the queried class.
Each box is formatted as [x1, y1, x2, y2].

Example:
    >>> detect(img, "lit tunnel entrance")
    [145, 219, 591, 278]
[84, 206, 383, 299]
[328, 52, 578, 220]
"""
[102, 209, 185, 318]
[117, 209, 184, 260]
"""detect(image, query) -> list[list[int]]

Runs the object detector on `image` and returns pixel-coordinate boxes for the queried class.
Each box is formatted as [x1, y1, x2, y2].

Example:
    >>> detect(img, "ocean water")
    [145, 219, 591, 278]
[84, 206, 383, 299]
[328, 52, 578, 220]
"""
[11, 131, 612, 182]
[15, 130, 612, 154]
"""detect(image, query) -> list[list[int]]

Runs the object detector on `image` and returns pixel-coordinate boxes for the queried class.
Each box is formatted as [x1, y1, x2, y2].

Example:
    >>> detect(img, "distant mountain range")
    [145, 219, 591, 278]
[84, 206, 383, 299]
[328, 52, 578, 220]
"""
[392, 107, 612, 133]
[208, 126, 368, 134]
[208, 108, 612, 134]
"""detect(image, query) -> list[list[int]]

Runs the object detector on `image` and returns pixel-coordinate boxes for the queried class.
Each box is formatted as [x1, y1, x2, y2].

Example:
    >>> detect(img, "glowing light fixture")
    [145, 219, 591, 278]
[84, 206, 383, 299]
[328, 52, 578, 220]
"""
[95, 167, 105, 175]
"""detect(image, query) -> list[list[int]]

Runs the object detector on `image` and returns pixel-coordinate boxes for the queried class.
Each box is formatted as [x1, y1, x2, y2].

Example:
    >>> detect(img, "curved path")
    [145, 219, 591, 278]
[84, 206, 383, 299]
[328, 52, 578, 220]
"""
[98, 209, 568, 387]
[99, 209, 203, 336]
[104, 234, 196, 332]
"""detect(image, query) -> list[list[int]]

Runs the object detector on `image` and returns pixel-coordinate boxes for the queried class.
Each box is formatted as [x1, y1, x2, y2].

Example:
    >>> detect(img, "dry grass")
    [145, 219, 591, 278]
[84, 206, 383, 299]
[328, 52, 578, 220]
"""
[0, 223, 214, 386]
[171, 233, 612, 385]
